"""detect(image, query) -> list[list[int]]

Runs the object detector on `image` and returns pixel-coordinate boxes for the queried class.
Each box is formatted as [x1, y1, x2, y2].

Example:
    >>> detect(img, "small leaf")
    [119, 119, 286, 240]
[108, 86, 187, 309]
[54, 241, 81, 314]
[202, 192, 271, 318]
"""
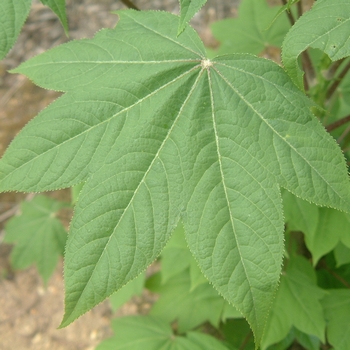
[96, 316, 229, 350]
[148, 271, 226, 333]
[334, 242, 350, 267]
[322, 289, 350, 350]
[40, 0, 68, 36]
[261, 256, 327, 349]
[210, 0, 289, 56]
[178, 0, 207, 36]
[4, 195, 68, 284]
[0, 0, 31, 59]
[282, 0, 350, 89]
[283, 192, 350, 265]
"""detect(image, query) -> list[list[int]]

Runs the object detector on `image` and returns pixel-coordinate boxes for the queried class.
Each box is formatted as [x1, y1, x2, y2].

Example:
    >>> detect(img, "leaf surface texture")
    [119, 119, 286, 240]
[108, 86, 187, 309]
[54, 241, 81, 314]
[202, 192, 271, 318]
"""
[0, 10, 350, 345]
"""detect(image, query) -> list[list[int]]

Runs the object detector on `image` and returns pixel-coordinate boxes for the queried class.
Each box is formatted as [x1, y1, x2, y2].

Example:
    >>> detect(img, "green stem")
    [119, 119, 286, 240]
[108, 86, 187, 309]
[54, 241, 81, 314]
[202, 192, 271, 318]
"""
[319, 260, 350, 289]
[239, 331, 253, 350]
[281, 0, 296, 25]
[326, 114, 350, 132]
[297, 0, 303, 18]
[120, 0, 140, 10]
[326, 60, 350, 100]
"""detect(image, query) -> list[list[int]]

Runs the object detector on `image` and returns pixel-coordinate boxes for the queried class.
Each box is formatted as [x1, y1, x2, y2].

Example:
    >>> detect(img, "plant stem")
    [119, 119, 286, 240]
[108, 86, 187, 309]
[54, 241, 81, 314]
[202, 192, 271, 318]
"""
[326, 114, 350, 132]
[281, 0, 295, 25]
[120, 0, 140, 10]
[337, 125, 350, 144]
[297, 0, 303, 18]
[239, 331, 253, 350]
[326, 60, 350, 100]
[320, 261, 350, 289]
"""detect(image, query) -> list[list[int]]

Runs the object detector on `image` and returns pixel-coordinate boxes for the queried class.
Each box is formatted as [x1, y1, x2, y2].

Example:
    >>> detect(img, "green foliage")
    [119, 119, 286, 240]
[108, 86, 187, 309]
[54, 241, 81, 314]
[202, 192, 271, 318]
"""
[3, 195, 68, 284]
[322, 289, 350, 350]
[0, 0, 31, 59]
[40, 0, 69, 36]
[96, 316, 230, 350]
[178, 0, 207, 35]
[282, 0, 350, 89]
[210, 0, 289, 56]
[0, 0, 68, 60]
[261, 256, 326, 349]
[1, 0, 350, 349]
[283, 191, 350, 265]
[2, 8, 349, 343]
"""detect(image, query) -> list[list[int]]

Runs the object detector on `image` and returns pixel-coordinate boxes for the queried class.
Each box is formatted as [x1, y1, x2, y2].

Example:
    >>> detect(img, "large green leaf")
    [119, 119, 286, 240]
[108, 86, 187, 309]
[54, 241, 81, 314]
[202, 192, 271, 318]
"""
[178, 0, 207, 35]
[40, 0, 68, 36]
[0, 0, 32, 59]
[3, 195, 68, 284]
[210, 0, 289, 56]
[282, 0, 350, 89]
[261, 257, 327, 349]
[96, 316, 229, 350]
[322, 289, 350, 350]
[1, 10, 350, 346]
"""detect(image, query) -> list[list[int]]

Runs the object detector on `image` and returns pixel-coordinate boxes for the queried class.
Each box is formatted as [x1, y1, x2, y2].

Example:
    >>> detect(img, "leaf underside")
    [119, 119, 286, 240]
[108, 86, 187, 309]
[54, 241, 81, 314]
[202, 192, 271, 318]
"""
[1, 9, 350, 346]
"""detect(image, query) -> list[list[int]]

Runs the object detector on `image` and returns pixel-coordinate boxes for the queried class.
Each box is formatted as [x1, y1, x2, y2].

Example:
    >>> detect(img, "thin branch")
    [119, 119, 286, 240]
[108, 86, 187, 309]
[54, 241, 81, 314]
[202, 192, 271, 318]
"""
[281, 0, 296, 25]
[325, 58, 345, 80]
[297, 0, 303, 18]
[239, 331, 253, 350]
[337, 125, 350, 144]
[326, 60, 350, 100]
[326, 114, 350, 132]
[120, 0, 140, 10]
[301, 50, 316, 91]
[321, 262, 350, 289]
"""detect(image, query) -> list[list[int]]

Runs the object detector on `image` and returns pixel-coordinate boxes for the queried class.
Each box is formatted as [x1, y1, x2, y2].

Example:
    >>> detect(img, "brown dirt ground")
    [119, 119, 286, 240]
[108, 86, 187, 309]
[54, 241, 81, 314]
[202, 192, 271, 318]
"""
[0, 1, 239, 349]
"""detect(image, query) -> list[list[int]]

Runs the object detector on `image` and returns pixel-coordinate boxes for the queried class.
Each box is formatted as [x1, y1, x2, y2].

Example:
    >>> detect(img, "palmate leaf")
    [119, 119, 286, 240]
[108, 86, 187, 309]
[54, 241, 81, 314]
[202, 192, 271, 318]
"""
[282, 0, 350, 90]
[210, 0, 289, 56]
[0, 10, 350, 346]
[0, 0, 32, 59]
[3, 195, 68, 284]
[96, 316, 229, 350]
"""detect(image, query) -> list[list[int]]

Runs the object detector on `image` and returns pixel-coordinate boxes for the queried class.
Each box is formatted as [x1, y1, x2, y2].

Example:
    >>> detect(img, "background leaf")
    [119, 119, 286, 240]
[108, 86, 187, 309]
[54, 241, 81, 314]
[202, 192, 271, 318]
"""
[261, 257, 326, 349]
[210, 0, 289, 56]
[283, 191, 350, 265]
[1, 9, 350, 346]
[147, 270, 226, 333]
[322, 289, 350, 350]
[96, 316, 229, 350]
[282, 0, 350, 89]
[40, 0, 68, 35]
[4, 195, 68, 284]
[0, 0, 32, 59]
[178, 0, 207, 35]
